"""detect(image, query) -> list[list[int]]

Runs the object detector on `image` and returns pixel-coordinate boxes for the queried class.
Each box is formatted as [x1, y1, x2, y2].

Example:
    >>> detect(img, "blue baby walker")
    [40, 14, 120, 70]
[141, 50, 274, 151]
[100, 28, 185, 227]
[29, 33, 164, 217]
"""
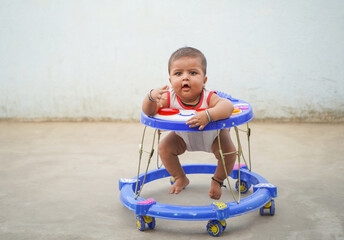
[119, 92, 277, 237]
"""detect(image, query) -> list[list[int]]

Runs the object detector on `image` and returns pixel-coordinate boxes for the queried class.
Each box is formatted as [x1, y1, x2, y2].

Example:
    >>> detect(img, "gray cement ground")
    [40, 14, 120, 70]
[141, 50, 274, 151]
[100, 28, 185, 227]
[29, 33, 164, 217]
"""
[0, 121, 343, 240]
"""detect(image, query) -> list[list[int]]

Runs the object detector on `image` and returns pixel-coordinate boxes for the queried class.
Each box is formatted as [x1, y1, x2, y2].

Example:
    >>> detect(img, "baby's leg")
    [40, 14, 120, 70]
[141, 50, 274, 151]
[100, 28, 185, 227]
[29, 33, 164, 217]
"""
[209, 129, 236, 200]
[159, 132, 189, 194]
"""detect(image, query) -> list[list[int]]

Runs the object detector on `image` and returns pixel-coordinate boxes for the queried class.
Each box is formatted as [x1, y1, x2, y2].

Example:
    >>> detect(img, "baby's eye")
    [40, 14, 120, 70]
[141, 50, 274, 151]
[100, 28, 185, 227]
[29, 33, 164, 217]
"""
[190, 71, 197, 75]
[175, 72, 182, 76]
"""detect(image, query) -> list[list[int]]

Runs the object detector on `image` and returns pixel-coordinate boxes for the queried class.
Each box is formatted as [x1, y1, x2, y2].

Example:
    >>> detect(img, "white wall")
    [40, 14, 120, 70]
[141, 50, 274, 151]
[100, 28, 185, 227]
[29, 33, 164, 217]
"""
[1, 0, 343, 121]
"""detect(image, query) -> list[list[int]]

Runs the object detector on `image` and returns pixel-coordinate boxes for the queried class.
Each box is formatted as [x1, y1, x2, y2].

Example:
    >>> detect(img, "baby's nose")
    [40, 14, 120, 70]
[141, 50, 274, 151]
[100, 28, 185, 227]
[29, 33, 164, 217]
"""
[182, 73, 189, 80]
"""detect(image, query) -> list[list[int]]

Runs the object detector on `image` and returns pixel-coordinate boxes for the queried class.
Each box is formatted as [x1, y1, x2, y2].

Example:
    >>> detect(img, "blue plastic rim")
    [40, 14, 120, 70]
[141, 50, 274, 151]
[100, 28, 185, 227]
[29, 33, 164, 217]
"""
[140, 93, 254, 131]
[120, 94, 277, 223]
[119, 164, 277, 221]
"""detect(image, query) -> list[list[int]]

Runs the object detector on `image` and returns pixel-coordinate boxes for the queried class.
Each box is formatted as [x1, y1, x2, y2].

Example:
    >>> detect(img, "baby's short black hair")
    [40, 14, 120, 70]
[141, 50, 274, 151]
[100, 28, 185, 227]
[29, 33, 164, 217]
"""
[168, 47, 207, 75]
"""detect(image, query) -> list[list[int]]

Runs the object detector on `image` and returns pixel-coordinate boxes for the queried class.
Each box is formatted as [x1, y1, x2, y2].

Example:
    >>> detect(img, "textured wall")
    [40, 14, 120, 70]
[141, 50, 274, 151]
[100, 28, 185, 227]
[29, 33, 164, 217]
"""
[1, 1, 343, 121]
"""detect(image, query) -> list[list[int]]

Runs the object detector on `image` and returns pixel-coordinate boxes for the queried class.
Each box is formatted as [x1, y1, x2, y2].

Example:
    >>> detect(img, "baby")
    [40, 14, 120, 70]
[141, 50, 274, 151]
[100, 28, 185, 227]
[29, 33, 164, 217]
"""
[142, 47, 236, 200]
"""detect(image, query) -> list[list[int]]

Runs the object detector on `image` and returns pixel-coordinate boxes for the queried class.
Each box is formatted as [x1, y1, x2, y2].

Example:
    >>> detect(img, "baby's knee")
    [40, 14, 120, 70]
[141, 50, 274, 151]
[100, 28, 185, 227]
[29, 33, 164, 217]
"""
[158, 140, 176, 158]
[158, 141, 169, 158]
[159, 133, 186, 157]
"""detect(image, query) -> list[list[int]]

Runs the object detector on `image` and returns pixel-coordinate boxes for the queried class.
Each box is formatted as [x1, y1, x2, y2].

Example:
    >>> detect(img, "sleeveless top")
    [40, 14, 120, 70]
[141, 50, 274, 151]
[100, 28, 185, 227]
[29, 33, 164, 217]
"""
[167, 88, 218, 153]
[167, 88, 215, 110]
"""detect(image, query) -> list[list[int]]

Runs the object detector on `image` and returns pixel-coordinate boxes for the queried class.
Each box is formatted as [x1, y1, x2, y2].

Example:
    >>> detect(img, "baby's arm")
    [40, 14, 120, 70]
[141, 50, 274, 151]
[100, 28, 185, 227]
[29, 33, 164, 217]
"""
[142, 85, 169, 116]
[186, 94, 234, 130]
[207, 93, 234, 121]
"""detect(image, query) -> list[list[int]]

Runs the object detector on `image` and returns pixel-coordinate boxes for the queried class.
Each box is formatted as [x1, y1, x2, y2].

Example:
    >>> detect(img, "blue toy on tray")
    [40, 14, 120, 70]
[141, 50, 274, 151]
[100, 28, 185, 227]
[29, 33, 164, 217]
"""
[119, 92, 277, 237]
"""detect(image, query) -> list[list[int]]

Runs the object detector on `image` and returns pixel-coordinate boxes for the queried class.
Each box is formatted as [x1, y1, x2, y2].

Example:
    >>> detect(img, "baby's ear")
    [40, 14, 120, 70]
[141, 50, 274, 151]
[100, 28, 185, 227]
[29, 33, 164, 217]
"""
[203, 76, 208, 85]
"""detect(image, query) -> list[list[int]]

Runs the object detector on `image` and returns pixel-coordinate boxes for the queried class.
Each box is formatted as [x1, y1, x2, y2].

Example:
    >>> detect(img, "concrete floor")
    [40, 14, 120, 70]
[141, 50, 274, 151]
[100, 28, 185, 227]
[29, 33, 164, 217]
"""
[0, 121, 343, 240]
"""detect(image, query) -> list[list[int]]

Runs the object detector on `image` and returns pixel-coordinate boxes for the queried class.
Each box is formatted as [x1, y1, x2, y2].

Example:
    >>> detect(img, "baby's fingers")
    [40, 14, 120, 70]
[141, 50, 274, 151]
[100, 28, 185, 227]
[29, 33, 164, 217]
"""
[187, 119, 200, 128]
[158, 89, 169, 95]
[188, 123, 199, 128]
[198, 124, 206, 130]
[159, 85, 169, 94]
[186, 117, 197, 126]
[161, 85, 169, 90]
[188, 122, 206, 130]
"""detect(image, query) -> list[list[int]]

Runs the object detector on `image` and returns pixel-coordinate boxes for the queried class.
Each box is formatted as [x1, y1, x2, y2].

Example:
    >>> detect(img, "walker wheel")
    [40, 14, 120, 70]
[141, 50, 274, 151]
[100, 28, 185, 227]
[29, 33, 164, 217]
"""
[207, 220, 226, 237]
[136, 215, 146, 231]
[235, 179, 251, 194]
[259, 199, 275, 216]
[136, 215, 156, 231]
[219, 220, 227, 231]
[269, 199, 275, 216]
[144, 216, 156, 229]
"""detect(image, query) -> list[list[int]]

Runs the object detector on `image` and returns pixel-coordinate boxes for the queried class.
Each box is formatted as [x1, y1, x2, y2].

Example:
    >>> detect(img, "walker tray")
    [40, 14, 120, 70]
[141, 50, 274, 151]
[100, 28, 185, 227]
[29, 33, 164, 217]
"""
[140, 91, 254, 131]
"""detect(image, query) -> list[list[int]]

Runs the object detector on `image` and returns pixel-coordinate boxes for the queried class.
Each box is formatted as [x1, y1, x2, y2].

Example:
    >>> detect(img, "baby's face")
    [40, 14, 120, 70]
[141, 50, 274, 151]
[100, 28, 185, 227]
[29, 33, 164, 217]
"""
[169, 56, 207, 105]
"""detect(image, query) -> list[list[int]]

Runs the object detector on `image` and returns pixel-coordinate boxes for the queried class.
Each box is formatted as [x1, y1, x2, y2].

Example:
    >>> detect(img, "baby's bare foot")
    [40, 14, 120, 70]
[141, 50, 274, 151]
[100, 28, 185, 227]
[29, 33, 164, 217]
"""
[169, 176, 190, 194]
[209, 179, 222, 200]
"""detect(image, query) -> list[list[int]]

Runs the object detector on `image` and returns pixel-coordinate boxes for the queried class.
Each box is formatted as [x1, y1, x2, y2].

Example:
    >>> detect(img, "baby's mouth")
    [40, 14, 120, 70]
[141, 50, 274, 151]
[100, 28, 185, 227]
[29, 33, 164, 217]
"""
[182, 83, 190, 90]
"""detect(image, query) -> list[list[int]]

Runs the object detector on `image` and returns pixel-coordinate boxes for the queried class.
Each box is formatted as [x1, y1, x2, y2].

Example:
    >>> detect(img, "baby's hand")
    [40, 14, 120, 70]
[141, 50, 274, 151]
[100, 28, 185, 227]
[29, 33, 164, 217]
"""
[150, 85, 169, 107]
[186, 111, 209, 130]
